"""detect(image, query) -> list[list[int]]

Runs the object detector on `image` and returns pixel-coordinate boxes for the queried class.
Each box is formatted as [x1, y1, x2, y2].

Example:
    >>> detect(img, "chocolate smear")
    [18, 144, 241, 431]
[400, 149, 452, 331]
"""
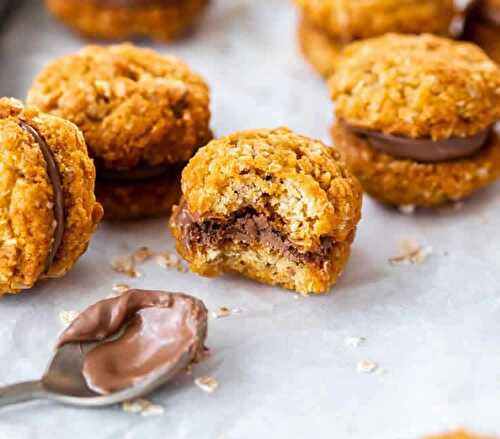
[19, 121, 65, 273]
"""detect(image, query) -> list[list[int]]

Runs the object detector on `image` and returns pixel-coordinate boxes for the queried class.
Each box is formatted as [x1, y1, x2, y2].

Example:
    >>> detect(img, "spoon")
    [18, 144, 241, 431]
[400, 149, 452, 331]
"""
[0, 339, 195, 408]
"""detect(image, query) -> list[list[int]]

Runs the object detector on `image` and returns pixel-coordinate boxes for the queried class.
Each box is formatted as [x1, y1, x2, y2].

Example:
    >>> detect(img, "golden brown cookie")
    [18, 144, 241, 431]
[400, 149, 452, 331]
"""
[28, 44, 212, 220]
[170, 128, 362, 295]
[297, 15, 342, 78]
[328, 34, 500, 207]
[463, 0, 500, 64]
[0, 98, 103, 296]
[294, 0, 455, 77]
[45, 0, 209, 42]
[294, 0, 455, 40]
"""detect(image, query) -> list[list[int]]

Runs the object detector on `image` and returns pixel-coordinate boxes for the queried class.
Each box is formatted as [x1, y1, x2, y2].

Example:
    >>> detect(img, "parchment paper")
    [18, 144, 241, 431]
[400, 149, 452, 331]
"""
[0, 1, 499, 438]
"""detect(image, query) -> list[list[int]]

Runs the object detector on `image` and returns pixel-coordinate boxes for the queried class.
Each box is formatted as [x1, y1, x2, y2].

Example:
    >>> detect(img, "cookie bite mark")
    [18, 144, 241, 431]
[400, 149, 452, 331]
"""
[170, 128, 362, 295]
[18, 121, 65, 273]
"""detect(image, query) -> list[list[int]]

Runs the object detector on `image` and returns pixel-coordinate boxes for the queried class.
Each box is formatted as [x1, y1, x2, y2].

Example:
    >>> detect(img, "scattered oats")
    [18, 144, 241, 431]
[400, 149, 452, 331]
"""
[357, 360, 378, 374]
[398, 204, 415, 215]
[132, 247, 153, 264]
[122, 399, 164, 416]
[213, 306, 231, 319]
[112, 283, 131, 294]
[111, 255, 142, 278]
[59, 310, 78, 326]
[344, 336, 366, 348]
[155, 252, 188, 273]
[389, 239, 433, 265]
[195, 376, 219, 393]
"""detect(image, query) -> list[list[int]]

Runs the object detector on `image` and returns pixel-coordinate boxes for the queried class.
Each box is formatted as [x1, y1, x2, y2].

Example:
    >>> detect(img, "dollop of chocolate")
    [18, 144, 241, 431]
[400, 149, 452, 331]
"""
[19, 121, 65, 273]
[173, 200, 334, 267]
[58, 290, 208, 395]
[343, 122, 490, 162]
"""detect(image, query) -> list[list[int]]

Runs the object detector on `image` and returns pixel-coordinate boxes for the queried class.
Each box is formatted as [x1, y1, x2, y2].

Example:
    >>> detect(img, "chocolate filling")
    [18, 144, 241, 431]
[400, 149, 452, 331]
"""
[58, 289, 208, 395]
[97, 162, 176, 183]
[175, 201, 334, 267]
[19, 121, 65, 273]
[342, 122, 490, 162]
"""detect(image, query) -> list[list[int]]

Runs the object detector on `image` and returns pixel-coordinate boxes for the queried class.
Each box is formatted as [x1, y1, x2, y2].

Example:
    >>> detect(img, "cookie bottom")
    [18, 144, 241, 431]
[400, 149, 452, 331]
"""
[45, 0, 209, 42]
[96, 168, 182, 221]
[297, 16, 343, 79]
[464, 19, 500, 64]
[332, 122, 500, 208]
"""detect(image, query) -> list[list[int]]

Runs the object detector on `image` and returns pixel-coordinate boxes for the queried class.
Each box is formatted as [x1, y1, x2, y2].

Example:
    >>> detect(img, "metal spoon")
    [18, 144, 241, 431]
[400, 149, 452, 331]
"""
[0, 341, 194, 408]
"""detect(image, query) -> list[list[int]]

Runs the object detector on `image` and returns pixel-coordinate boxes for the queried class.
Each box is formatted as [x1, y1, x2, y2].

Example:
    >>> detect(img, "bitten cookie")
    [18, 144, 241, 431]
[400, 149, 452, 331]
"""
[170, 128, 362, 295]
[463, 0, 500, 64]
[45, 0, 209, 42]
[294, 0, 455, 78]
[329, 34, 500, 208]
[28, 44, 212, 220]
[0, 98, 103, 295]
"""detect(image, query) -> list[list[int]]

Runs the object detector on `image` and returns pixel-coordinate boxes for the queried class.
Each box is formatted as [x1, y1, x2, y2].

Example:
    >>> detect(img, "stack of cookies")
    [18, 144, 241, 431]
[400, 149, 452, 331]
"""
[293, 0, 456, 78]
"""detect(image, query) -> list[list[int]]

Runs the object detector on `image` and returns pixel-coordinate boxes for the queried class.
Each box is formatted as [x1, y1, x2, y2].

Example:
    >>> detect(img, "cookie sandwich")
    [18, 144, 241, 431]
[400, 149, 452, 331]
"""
[294, 0, 455, 78]
[330, 34, 500, 208]
[0, 98, 102, 295]
[28, 44, 212, 220]
[170, 128, 362, 295]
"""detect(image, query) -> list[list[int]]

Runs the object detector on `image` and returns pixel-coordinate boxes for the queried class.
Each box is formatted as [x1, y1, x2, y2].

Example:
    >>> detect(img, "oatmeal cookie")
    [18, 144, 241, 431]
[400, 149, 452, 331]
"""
[294, 0, 455, 77]
[170, 128, 362, 295]
[0, 98, 103, 295]
[45, 0, 209, 42]
[329, 34, 500, 207]
[28, 44, 212, 220]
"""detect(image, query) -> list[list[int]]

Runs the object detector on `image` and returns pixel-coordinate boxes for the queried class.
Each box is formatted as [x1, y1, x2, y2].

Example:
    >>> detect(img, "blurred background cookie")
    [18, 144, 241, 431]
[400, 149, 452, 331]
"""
[27, 44, 212, 220]
[0, 98, 102, 295]
[330, 33, 500, 208]
[463, 0, 500, 64]
[44, 0, 210, 42]
[170, 127, 362, 295]
[293, 0, 456, 78]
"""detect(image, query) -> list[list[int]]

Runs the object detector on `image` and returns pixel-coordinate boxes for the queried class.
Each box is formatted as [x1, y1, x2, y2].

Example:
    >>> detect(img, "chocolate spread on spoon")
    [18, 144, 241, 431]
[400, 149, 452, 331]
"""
[19, 121, 65, 273]
[342, 122, 490, 162]
[173, 200, 335, 267]
[58, 290, 208, 395]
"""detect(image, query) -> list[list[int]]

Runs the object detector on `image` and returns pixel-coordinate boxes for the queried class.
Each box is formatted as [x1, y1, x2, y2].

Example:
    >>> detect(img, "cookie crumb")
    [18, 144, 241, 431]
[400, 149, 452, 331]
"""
[195, 376, 219, 393]
[357, 360, 378, 374]
[132, 246, 153, 264]
[389, 239, 433, 265]
[398, 204, 415, 215]
[344, 336, 366, 348]
[122, 399, 164, 416]
[111, 255, 142, 278]
[59, 310, 78, 326]
[112, 283, 130, 294]
[213, 307, 231, 319]
[155, 252, 188, 273]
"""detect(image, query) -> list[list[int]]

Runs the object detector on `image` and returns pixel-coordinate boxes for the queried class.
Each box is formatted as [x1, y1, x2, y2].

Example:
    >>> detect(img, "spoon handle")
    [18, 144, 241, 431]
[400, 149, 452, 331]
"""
[0, 380, 46, 407]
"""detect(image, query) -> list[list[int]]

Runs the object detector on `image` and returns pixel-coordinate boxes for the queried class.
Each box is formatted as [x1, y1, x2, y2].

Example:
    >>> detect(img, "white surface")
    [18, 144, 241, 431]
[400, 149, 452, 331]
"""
[1, 1, 500, 438]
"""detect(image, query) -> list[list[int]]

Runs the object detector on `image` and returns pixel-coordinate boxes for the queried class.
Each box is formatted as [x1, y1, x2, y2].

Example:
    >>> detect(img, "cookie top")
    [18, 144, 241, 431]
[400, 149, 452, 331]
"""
[180, 127, 362, 251]
[294, 0, 455, 39]
[0, 98, 102, 294]
[424, 433, 496, 439]
[27, 44, 212, 170]
[329, 34, 500, 139]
